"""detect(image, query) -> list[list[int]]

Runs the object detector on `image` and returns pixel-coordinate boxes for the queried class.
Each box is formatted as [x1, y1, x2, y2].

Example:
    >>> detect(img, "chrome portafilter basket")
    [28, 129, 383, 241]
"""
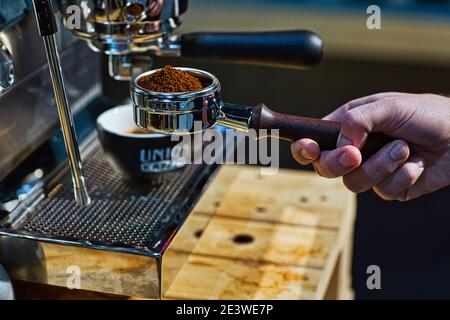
[131, 67, 393, 159]
[131, 68, 252, 134]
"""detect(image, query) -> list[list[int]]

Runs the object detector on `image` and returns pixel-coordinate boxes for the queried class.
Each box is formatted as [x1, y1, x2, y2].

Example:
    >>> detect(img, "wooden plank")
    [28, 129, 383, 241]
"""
[188, 216, 337, 270]
[167, 213, 211, 253]
[166, 166, 354, 300]
[192, 165, 241, 215]
[336, 193, 357, 299]
[216, 167, 349, 229]
[165, 255, 321, 300]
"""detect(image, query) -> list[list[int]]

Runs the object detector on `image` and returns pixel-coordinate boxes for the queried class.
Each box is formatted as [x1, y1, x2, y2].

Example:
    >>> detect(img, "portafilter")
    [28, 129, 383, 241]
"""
[131, 68, 393, 159]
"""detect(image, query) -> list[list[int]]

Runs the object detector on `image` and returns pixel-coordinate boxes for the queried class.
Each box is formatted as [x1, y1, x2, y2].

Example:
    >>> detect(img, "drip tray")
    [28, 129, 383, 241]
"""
[0, 143, 219, 298]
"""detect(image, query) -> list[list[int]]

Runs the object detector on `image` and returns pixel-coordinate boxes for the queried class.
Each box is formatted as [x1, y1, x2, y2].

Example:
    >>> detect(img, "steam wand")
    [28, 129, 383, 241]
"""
[32, 0, 91, 206]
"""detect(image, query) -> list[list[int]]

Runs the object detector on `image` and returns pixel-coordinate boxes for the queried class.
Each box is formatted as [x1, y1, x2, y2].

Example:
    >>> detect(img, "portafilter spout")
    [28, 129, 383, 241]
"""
[32, 0, 90, 206]
[131, 67, 394, 160]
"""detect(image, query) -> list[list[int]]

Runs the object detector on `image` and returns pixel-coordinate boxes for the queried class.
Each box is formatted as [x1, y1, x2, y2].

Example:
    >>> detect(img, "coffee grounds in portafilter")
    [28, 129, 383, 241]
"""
[137, 65, 203, 93]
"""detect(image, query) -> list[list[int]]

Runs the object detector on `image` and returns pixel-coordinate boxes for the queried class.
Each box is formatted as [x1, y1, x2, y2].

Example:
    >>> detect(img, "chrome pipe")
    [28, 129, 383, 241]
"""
[42, 35, 90, 206]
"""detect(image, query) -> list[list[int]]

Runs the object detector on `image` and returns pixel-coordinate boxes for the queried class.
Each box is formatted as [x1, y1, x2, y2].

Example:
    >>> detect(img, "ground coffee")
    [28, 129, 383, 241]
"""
[137, 65, 203, 93]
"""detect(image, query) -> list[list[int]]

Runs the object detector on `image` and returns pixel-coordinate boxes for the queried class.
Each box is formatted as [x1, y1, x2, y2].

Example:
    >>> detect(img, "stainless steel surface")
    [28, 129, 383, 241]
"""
[131, 67, 253, 134]
[59, 0, 184, 55]
[217, 103, 253, 132]
[17, 146, 203, 248]
[0, 263, 14, 300]
[0, 236, 160, 297]
[131, 67, 221, 133]
[59, 0, 185, 80]
[0, 40, 14, 96]
[108, 54, 153, 81]
[41, 34, 90, 207]
[0, 135, 219, 298]
[0, 10, 101, 181]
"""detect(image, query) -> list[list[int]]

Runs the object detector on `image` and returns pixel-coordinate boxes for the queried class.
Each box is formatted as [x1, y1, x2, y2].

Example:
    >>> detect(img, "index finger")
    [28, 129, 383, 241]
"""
[323, 92, 407, 122]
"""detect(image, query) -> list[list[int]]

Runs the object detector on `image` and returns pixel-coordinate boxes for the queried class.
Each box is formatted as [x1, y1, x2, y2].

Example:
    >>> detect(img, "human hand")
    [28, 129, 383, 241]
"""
[291, 93, 450, 201]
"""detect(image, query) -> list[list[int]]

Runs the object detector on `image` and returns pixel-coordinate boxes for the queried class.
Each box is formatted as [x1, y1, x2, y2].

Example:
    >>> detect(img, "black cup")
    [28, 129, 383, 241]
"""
[96, 105, 186, 180]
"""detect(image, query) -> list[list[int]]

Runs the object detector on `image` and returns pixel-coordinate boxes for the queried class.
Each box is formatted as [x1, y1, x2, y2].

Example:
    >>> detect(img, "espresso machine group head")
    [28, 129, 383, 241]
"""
[59, 0, 324, 80]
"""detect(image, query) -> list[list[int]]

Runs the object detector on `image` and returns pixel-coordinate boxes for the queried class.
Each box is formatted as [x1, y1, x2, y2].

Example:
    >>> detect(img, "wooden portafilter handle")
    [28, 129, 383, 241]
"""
[251, 104, 394, 159]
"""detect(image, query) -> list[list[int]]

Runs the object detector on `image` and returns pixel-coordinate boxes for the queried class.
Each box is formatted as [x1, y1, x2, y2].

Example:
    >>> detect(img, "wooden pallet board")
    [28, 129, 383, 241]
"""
[164, 255, 321, 300]
[165, 165, 356, 300]
[193, 165, 242, 216]
[185, 216, 337, 269]
[214, 168, 351, 229]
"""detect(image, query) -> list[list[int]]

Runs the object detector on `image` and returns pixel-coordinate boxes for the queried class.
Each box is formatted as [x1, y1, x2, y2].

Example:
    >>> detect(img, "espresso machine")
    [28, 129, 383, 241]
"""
[0, 0, 323, 298]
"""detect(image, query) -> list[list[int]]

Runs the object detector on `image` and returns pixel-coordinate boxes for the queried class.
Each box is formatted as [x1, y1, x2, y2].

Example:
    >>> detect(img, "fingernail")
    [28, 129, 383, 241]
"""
[339, 151, 355, 167]
[300, 148, 313, 160]
[337, 135, 352, 147]
[390, 142, 408, 161]
[412, 157, 425, 169]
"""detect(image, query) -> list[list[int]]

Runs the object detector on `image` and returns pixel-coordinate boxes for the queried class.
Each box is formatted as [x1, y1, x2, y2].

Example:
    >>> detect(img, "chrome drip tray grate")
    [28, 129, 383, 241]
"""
[12, 146, 218, 251]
